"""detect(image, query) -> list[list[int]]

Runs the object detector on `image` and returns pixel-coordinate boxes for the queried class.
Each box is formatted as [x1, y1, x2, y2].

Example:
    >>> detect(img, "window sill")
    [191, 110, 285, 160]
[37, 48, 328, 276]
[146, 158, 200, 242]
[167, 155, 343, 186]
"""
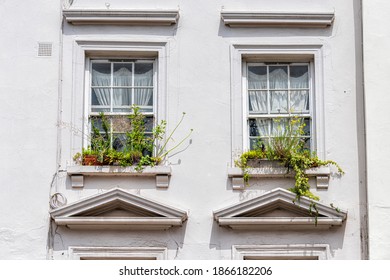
[67, 165, 171, 189]
[228, 165, 330, 190]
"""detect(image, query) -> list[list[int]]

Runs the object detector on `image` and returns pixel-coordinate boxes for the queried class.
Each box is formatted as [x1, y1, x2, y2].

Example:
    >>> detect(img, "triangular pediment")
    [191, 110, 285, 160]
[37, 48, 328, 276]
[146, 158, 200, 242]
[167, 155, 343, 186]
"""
[213, 188, 347, 230]
[50, 188, 187, 230]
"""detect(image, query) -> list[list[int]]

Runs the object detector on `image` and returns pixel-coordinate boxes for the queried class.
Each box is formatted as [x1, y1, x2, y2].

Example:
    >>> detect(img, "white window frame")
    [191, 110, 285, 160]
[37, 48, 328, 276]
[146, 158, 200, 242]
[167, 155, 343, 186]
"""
[243, 62, 314, 150]
[232, 245, 329, 260]
[70, 39, 168, 155]
[230, 44, 325, 162]
[86, 58, 157, 149]
[68, 246, 168, 260]
[88, 59, 157, 115]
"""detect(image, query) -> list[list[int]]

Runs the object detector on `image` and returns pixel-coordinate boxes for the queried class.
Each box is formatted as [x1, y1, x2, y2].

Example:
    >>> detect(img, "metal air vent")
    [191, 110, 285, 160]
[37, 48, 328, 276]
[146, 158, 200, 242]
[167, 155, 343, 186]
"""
[38, 42, 53, 57]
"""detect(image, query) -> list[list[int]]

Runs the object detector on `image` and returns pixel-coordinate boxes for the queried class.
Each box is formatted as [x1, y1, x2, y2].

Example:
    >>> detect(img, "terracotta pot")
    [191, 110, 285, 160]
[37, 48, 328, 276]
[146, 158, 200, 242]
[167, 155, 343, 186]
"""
[83, 155, 103, 166]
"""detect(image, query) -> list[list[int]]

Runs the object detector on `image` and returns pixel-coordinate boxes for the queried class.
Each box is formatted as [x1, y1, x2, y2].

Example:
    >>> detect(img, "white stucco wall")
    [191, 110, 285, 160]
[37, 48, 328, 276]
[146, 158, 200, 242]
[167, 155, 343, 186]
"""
[363, 0, 390, 260]
[0, 0, 366, 259]
[0, 0, 61, 259]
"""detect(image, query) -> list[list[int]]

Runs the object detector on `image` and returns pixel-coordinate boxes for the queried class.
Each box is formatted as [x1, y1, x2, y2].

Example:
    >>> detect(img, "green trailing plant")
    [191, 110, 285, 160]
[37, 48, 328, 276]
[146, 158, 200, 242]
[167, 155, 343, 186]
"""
[236, 117, 344, 203]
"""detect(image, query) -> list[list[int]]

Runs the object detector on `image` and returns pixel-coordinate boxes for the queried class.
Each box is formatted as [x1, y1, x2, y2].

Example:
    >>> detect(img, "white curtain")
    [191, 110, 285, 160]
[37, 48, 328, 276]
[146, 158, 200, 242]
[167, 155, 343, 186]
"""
[253, 119, 269, 137]
[248, 66, 267, 113]
[134, 66, 153, 108]
[113, 67, 132, 109]
[92, 68, 111, 107]
[248, 65, 309, 114]
[269, 67, 288, 113]
[290, 66, 309, 113]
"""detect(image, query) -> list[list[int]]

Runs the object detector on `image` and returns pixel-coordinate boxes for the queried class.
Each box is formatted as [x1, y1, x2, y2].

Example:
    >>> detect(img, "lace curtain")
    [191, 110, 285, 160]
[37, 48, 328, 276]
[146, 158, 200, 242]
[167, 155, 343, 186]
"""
[91, 63, 153, 111]
[248, 65, 309, 114]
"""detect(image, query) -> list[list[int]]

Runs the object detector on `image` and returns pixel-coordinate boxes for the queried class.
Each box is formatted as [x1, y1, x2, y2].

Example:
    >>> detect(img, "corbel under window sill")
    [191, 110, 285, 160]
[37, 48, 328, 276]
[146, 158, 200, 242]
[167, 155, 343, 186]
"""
[67, 165, 171, 189]
[228, 166, 330, 190]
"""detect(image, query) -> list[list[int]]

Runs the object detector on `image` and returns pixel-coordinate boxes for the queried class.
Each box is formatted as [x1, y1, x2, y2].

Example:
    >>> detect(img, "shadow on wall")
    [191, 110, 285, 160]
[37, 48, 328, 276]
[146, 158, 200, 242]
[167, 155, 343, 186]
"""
[63, 23, 179, 37]
[217, 18, 335, 38]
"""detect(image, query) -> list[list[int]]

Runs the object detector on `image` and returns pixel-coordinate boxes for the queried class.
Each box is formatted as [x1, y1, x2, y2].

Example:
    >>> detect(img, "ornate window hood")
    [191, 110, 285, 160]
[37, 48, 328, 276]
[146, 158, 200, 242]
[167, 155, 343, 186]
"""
[221, 11, 334, 28]
[213, 188, 347, 230]
[63, 9, 180, 26]
[50, 188, 187, 230]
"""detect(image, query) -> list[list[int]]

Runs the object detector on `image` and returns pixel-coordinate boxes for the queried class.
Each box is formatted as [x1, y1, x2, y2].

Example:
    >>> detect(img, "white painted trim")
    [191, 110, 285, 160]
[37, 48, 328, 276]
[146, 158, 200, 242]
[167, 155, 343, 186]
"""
[69, 246, 167, 260]
[230, 44, 325, 164]
[71, 39, 168, 162]
[55, 217, 183, 230]
[63, 9, 179, 26]
[221, 11, 334, 28]
[232, 244, 329, 260]
[213, 188, 347, 230]
[218, 217, 343, 230]
[50, 188, 187, 230]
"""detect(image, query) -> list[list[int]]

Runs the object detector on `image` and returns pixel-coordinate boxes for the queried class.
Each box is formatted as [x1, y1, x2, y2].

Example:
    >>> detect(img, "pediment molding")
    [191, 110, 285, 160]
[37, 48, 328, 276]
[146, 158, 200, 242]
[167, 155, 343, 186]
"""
[50, 188, 187, 230]
[221, 11, 334, 28]
[63, 9, 180, 26]
[213, 188, 347, 230]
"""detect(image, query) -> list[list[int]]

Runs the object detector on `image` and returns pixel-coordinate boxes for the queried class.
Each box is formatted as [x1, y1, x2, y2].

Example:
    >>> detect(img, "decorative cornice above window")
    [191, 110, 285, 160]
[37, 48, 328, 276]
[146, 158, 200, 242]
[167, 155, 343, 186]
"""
[213, 188, 347, 230]
[221, 11, 335, 28]
[63, 9, 180, 26]
[50, 188, 187, 230]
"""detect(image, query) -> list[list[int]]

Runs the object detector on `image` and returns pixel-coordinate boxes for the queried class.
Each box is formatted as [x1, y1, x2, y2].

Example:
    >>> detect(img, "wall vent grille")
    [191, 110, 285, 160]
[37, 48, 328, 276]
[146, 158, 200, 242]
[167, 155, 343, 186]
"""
[38, 42, 53, 57]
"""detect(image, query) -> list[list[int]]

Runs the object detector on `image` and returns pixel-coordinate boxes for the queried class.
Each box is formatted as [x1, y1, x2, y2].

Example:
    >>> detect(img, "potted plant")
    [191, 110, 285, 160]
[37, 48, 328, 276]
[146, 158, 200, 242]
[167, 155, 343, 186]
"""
[74, 106, 193, 171]
[236, 117, 344, 201]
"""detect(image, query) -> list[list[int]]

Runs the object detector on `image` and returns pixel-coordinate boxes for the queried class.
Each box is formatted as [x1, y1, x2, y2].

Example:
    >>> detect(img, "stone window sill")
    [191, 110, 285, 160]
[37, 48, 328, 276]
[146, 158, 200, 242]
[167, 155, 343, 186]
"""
[67, 165, 171, 189]
[228, 166, 330, 190]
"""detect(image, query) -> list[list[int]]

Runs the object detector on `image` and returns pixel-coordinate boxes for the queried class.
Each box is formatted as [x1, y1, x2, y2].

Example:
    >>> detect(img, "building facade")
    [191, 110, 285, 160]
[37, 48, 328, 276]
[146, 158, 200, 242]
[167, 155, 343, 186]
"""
[0, 0, 380, 259]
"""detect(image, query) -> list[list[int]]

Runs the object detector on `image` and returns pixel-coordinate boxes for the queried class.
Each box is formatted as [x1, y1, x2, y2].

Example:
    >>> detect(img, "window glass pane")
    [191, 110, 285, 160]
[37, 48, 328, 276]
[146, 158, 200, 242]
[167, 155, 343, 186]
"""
[290, 90, 309, 113]
[90, 116, 105, 132]
[249, 118, 269, 137]
[248, 66, 267, 89]
[135, 63, 153, 87]
[134, 88, 153, 111]
[271, 118, 289, 135]
[113, 63, 132, 87]
[269, 66, 288, 89]
[91, 88, 110, 112]
[250, 137, 268, 150]
[249, 91, 267, 114]
[113, 88, 131, 112]
[144, 116, 154, 133]
[290, 65, 309, 89]
[111, 116, 132, 133]
[112, 133, 126, 151]
[91, 63, 111, 86]
[270, 90, 288, 113]
[303, 118, 311, 136]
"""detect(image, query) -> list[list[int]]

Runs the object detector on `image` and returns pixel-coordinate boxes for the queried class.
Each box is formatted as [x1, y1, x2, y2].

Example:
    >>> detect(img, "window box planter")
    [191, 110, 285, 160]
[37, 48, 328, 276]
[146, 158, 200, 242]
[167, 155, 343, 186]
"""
[67, 165, 172, 189]
[228, 160, 331, 190]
